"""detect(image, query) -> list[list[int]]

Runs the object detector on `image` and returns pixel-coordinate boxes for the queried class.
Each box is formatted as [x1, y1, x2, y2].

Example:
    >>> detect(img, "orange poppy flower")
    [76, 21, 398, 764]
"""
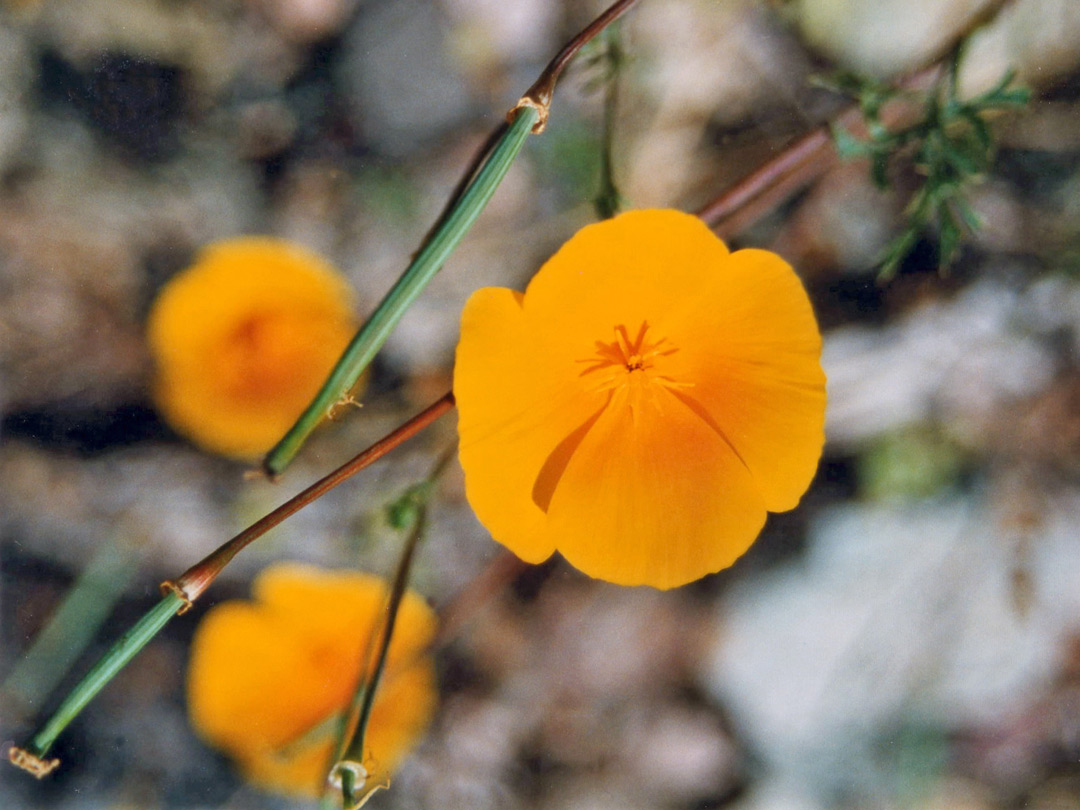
[147, 237, 359, 459]
[454, 209, 826, 589]
[186, 563, 438, 798]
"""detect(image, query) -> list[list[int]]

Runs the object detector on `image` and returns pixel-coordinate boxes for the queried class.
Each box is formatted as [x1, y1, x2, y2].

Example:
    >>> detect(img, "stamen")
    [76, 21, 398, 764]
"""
[577, 321, 686, 394]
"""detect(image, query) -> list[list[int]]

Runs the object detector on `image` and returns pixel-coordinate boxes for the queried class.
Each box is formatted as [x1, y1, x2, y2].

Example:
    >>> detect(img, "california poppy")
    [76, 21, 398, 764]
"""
[186, 563, 437, 797]
[454, 209, 826, 589]
[147, 237, 359, 459]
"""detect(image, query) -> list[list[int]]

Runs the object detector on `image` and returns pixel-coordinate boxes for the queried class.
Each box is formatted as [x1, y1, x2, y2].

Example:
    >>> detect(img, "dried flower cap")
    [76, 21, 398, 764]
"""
[186, 562, 438, 798]
[454, 209, 826, 589]
[147, 237, 359, 459]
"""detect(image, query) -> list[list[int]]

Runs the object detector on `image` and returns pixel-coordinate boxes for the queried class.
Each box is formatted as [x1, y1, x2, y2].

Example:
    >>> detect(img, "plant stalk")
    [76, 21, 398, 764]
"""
[9, 394, 454, 776]
[264, 0, 643, 477]
[262, 110, 535, 477]
[9, 591, 185, 774]
[169, 393, 454, 608]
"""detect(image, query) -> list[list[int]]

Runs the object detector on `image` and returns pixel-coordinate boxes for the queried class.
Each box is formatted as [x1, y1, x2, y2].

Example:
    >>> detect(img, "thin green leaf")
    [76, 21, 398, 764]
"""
[938, 207, 962, 270]
[20, 593, 185, 761]
[953, 196, 983, 231]
[975, 68, 1018, 103]
[830, 122, 872, 160]
[871, 152, 891, 189]
[878, 228, 920, 282]
[2, 537, 136, 714]
[959, 108, 992, 153]
[941, 137, 982, 177]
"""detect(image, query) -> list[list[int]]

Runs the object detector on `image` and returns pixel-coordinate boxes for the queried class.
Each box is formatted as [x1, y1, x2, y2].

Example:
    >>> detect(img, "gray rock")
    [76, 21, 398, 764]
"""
[338, 0, 476, 156]
[702, 495, 1080, 802]
[823, 280, 1055, 448]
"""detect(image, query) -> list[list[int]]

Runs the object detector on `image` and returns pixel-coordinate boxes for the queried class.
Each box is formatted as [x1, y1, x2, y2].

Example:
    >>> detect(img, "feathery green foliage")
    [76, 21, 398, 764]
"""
[821, 56, 1029, 280]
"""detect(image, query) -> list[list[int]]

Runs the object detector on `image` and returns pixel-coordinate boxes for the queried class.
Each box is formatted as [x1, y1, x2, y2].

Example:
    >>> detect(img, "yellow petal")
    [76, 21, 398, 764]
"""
[237, 659, 436, 799]
[543, 381, 767, 589]
[186, 563, 437, 798]
[239, 740, 334, 799]
[147, 237, 359, 459]
[454, 287, 605, 563]
[663, 248, 826, 511]
[520, 209, 730, 363]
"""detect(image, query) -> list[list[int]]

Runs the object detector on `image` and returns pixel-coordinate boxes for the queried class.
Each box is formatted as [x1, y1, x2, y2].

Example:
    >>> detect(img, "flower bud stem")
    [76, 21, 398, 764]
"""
[171, 393, 455, 606]
[327, 448, 453, 807]
[333, 508, 425, 808]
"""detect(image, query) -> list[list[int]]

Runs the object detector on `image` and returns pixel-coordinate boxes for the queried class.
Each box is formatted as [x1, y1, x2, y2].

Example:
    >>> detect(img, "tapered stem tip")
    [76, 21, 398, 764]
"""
[8, 746, 60, 778]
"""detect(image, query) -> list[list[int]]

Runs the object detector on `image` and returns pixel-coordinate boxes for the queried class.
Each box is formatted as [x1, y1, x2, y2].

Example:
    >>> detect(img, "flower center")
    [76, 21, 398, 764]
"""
[577, 322, 687, 394]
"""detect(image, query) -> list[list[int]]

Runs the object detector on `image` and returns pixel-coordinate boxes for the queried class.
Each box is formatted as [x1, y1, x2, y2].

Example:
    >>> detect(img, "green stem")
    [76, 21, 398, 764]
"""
[343, 509, 424, 768]
[263, 106, 538, 477]
[324, 454, 449, 807]
[333, 507, 425, 808]
[25, 592, 184, 759]
[10, 397, 455, 779]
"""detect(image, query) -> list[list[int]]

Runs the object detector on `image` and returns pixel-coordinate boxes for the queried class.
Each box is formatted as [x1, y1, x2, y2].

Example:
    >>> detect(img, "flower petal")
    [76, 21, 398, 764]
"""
[543, 382, 767, 589]
[187, 563, 437, 798]
[252, 563, 436, 666]
[520, 209, 730, 363]
[147, 237, 358, 459]
[454, 287, 605, 563]
[663, 248, 826, 512]
[187, 599, 342, 760]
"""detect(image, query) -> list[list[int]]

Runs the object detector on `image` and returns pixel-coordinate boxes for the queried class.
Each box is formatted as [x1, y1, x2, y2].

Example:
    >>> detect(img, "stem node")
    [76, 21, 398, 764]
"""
[508, 95, 550, 133]
[159, 581, 195, 615]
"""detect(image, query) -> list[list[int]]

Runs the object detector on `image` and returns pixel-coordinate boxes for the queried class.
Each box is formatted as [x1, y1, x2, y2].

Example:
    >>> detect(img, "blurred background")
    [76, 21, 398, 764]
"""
[2, 0, 1080, 808]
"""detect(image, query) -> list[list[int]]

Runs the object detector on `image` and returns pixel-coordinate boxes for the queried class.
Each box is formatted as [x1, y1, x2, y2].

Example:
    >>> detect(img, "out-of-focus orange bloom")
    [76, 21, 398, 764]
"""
[187, 563, 438, 798]
[454, 209, 826, 589]
[147, 237, 359, 459]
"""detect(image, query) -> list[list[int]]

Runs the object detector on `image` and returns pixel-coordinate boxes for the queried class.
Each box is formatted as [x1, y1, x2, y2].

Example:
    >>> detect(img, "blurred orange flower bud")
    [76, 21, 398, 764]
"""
[454, 209, 826, 589]
[147, 237, 359, 459]
[186, 562, 438, 798]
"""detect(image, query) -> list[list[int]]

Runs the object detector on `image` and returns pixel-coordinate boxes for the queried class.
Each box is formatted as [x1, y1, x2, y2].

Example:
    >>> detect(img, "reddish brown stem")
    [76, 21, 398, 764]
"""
[512, 0, 640, 132]
[696, 127, 834, 238]
[695, 0, 1021, 239]
[162, 393, 456, 610]
[696, 66, 942, 240]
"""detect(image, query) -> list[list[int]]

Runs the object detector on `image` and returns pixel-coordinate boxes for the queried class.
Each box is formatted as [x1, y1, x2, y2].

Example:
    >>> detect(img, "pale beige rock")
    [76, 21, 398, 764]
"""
[793, 0, 1080, 93]
[959, 0, 1080, 95]
[792, 0, 997, 76]
[0, 126, 258, 410]
[442, 0, 559, 70]
[822, 280, 1056, 447]
[28, 0, 274, 96]
[261, 0, 357, 42]
[625, 0, 812, 207]
[0, 26, 29, 174]
[704, 494, 1080, 801]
